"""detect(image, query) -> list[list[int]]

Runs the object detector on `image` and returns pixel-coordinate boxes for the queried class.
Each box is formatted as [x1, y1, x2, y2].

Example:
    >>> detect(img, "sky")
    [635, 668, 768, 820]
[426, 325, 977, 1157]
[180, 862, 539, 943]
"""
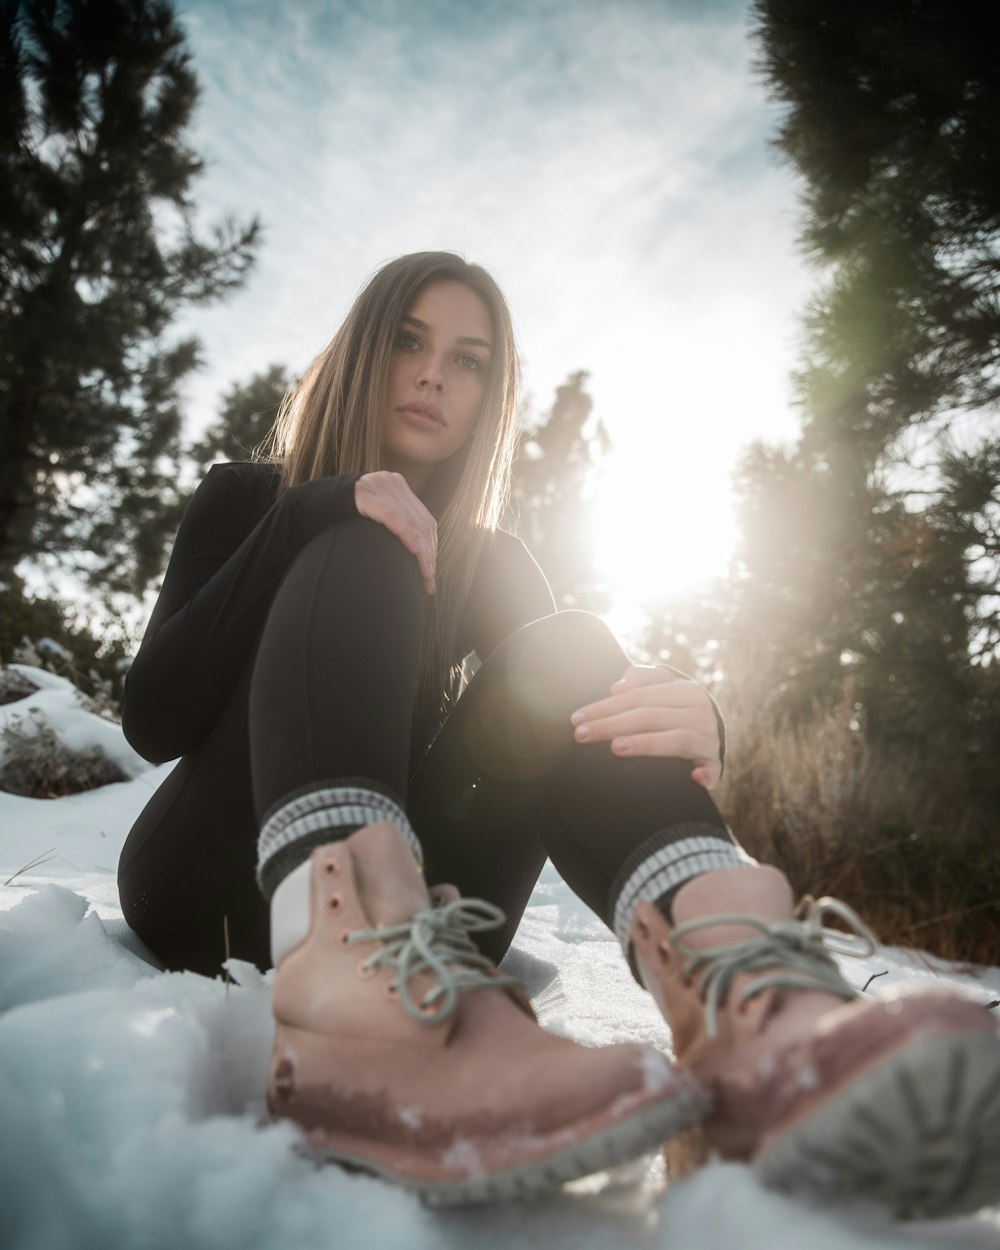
[169, 0, 816, 635]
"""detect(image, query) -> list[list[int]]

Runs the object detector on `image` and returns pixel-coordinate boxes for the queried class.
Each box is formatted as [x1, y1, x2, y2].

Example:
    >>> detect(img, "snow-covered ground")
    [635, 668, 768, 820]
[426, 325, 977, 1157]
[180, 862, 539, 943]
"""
[1, 663, 998, 1250]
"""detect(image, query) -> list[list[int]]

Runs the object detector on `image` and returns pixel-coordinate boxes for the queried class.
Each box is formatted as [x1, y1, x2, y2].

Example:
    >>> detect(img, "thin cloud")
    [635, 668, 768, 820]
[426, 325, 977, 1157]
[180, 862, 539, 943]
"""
[171, 0, 812, 554]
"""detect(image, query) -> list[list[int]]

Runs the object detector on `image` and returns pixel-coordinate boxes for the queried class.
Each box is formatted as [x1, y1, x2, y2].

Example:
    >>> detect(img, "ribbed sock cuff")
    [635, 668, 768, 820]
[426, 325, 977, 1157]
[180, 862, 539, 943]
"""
[256, 778, 421, 901]
[609, 824, 756, 954]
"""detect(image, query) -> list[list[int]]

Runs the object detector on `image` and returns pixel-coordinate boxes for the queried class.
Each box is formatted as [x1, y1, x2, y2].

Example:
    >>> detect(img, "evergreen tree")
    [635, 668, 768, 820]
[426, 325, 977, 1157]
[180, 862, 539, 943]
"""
[508, 371, 611, 613]
[752, 0, 999, 650]
[756, 0, 1000, 413]
[0, 0, 260, 596]
[734, 0, 1000, 819]
[189, 364, 293, 472]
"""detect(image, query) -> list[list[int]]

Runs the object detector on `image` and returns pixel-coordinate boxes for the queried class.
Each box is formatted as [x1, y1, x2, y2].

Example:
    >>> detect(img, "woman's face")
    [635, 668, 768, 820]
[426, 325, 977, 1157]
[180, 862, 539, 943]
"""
[382, 279, 494, 493]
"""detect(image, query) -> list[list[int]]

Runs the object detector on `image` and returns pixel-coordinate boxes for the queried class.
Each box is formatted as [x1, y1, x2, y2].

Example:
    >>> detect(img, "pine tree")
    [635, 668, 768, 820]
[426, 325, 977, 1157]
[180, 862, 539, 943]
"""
[757, 0, 1000, 366]
[189, 365, 294, 473]
[735, 0, 1000, 819]
[508, 371, 611, 613]
[0, 0, 260, 596]
[753, 0, 999, 651]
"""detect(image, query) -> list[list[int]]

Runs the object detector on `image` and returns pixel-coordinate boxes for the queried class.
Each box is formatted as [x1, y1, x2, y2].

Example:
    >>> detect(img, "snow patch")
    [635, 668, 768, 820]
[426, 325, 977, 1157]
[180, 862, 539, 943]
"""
[1, 664, 149, 780]
[441, 1137, 485, 1175]
[398, 1104, 424, 1130]
[640, 1044, 678, 1094]
[0, 681, 998, 1249]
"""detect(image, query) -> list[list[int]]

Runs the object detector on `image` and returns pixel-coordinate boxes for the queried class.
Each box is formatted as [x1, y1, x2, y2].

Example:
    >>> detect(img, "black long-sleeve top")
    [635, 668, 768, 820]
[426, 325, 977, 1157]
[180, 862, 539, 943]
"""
[121, 462, 557, 766]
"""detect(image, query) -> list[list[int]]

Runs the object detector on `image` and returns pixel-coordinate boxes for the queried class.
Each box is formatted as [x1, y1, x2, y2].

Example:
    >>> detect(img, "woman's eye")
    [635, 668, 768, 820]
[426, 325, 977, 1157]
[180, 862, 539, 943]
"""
[457, 353, 484, 372]
[395, 331, 420, 350]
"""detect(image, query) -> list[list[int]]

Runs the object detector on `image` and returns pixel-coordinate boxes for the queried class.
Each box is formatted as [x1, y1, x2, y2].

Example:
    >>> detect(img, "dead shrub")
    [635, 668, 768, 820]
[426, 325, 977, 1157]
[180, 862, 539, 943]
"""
[712, 662, 1000, 965]
[0, 667, 40, 706]
[0, 709, 127, 798]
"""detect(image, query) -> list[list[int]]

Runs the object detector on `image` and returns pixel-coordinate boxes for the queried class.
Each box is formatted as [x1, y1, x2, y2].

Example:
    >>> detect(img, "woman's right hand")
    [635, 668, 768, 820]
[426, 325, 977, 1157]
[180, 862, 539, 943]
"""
[354, 472, 437, 595]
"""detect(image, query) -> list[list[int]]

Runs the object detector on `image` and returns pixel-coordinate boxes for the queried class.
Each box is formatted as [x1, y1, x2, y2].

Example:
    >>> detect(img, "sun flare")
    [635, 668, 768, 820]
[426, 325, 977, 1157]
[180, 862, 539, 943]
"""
[588, 449, 738, 644]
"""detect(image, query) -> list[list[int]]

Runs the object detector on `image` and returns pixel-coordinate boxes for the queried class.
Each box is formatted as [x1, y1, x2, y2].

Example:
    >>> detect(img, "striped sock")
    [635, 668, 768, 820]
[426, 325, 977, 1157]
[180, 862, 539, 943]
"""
[609, 823, 756, 955]
[256, 778, 421, 902]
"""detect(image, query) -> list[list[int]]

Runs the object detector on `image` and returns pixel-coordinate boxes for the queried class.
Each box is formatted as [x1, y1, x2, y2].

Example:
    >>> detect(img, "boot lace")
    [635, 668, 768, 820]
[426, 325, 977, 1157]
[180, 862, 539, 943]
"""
[347, 898, 519, 1026]
[671, 896, 878, 1038]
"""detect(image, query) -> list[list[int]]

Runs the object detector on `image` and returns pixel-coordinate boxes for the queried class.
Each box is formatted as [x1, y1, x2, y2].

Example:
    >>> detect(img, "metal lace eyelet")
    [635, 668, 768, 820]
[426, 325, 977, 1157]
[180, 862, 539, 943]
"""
[323, 860, 340, 876]
[356, 958, 377, 979]
[382, 982, 399, 1000]
[338, 929, 353, 947]
[327, 893, 343, 912]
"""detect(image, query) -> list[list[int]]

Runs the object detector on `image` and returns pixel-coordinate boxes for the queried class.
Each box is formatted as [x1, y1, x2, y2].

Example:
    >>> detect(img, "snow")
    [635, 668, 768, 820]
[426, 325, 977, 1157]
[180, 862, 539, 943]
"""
[1, 663, 998, 1250]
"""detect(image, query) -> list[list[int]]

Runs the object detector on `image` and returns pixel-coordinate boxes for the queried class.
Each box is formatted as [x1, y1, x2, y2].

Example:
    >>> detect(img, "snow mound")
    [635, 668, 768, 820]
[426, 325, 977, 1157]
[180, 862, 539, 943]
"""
[0, 664, 148, 781]
[0, 673, 998, 1249]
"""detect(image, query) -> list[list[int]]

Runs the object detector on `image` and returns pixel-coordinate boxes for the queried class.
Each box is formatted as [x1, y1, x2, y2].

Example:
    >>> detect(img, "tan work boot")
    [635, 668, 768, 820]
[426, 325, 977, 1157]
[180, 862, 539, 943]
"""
[266, 822, 708, 1204]
[630, 864, 1000, 1219]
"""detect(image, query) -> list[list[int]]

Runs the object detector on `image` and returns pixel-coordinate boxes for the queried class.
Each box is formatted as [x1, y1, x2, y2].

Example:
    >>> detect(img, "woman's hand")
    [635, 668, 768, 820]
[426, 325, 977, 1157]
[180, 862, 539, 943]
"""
[354, 472, 438, 595]
[570, 665, 722, 789]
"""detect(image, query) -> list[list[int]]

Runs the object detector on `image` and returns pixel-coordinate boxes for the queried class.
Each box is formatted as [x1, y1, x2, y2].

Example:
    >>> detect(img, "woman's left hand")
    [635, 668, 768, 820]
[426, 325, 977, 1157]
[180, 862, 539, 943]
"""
[570, 665, 722, 789]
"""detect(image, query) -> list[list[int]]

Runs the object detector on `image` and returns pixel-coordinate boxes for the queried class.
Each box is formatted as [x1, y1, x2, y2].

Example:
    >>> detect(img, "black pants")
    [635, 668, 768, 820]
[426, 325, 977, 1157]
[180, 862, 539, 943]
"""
[119, 518, 730, 976]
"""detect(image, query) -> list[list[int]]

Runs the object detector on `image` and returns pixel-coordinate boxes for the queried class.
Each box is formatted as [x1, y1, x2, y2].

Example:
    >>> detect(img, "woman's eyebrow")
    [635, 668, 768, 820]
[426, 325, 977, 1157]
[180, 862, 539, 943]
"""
[400, 314, 493, 352]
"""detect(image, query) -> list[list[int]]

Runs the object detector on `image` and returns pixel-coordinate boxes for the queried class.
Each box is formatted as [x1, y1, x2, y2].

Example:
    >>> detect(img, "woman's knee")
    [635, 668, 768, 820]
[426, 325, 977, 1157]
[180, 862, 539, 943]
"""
[309, 514, 422, 571]
[283, 516, 425, 607]
[496, 610, 625, 693]
[457, 612, 624, 784]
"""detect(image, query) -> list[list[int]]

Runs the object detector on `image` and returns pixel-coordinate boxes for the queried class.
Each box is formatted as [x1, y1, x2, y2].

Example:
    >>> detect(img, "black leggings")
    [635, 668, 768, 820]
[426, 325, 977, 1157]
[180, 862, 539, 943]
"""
[118, 518, 731, 976]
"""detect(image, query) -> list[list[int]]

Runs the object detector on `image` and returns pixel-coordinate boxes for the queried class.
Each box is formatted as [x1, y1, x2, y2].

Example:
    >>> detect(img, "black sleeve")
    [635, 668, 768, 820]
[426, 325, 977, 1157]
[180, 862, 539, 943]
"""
[122, 463, 360, 763]
[458, 530, 557, 663]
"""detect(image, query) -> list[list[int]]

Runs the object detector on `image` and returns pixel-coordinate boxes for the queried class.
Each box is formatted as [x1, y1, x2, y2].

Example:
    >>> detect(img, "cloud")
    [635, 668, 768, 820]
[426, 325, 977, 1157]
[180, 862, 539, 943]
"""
[169, 0, 813, 592]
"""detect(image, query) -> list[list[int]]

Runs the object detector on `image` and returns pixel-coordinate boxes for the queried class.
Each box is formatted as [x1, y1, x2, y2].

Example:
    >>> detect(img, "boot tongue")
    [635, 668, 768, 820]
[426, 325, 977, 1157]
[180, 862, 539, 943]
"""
[672, 865, 794, 947]
[348, 821, 430, 926]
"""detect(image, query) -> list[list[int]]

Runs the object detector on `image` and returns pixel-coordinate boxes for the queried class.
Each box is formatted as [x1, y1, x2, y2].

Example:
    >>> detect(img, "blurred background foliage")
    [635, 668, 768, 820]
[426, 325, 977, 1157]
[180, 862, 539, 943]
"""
[1, 0, 997, 960]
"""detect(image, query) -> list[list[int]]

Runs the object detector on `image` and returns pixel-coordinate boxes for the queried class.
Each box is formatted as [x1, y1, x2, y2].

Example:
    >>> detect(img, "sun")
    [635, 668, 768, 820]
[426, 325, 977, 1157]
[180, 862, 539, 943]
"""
[587, 446, 739, 646]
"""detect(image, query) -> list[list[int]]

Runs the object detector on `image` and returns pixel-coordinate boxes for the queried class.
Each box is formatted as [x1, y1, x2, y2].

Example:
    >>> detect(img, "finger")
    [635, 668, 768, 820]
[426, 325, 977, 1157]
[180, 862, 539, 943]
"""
[388, 475, 438, 532]
[615, 678, 711, 709]
[611, 665, 682, 691]
[572, 686, 716, 727]
[604, 727, 721, 763]
[416, 546, 436, 595]
[573, 706, 715, 743]
[576, 712, 718, 756]
[691, 763, 722, 790]
[357, 474, 437, 537]
[353, 496, 436, 594]
[403, 524, 436, 594]
[413, 520, 437, 594]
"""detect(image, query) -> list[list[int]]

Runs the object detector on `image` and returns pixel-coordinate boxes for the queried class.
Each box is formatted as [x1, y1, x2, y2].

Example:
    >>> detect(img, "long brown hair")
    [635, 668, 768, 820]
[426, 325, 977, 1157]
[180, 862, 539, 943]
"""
[257, 252, 521, 711]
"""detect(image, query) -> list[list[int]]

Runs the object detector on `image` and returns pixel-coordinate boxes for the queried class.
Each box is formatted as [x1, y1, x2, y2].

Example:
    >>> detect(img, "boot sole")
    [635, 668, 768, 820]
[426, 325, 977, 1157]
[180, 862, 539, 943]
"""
[754, 1028, 1000, 1219]
[299, 1078, 709, 1205]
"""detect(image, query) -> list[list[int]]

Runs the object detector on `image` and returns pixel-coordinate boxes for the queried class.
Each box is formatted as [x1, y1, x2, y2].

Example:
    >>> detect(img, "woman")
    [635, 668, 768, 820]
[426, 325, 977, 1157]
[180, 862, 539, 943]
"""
[119, 253, 999, 1213]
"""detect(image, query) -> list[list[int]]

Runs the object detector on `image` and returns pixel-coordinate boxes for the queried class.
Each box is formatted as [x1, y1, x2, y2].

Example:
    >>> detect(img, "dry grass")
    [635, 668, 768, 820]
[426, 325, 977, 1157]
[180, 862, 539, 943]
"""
[712, 666, 1000, 966]
[0, 708, 127, 799]
[4, 848, 58, 886]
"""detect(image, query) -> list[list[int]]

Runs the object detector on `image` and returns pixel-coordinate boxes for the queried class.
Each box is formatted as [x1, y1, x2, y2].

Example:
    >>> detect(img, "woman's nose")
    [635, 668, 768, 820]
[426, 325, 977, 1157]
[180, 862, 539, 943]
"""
[417, 356, 445, 390]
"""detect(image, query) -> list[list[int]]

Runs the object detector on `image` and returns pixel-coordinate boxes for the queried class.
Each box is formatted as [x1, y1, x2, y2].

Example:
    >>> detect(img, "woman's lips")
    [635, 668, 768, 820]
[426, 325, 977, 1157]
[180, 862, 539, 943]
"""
[396, 403, 445, 429]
